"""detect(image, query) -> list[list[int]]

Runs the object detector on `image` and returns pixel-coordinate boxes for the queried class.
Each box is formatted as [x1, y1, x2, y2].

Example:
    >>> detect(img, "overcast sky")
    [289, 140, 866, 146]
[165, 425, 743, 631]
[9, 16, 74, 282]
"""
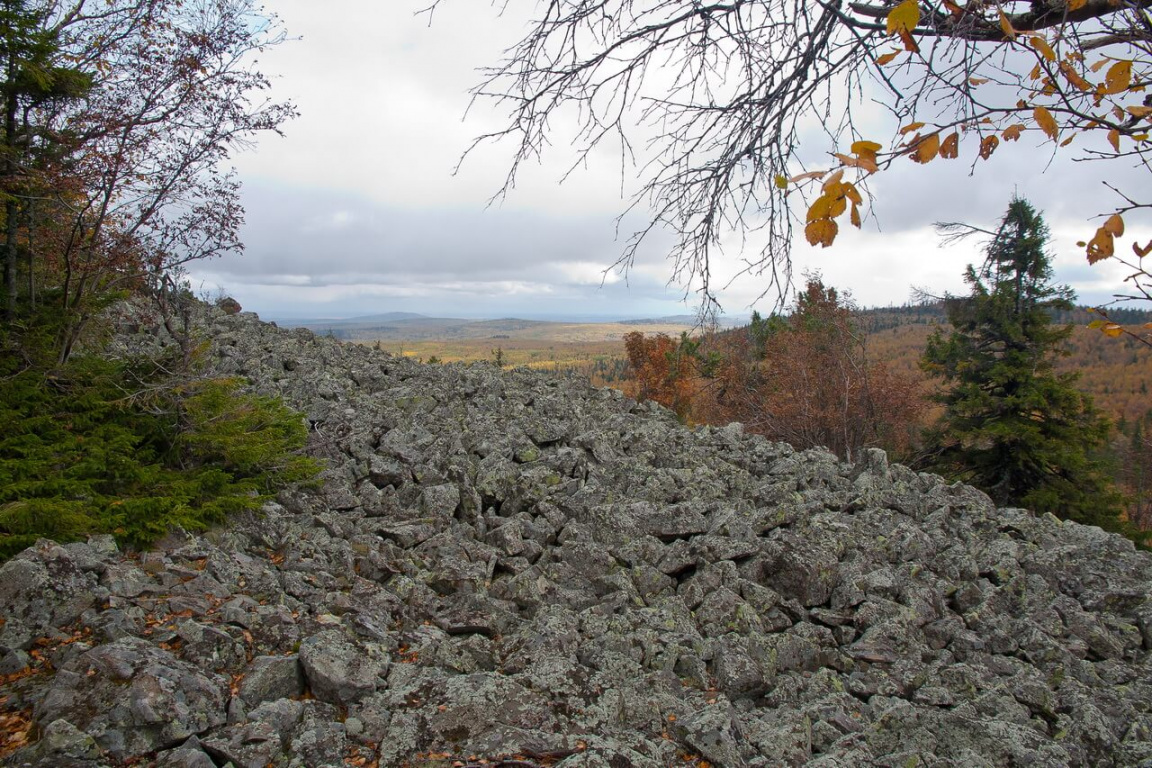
[186, 0, 1144, 321]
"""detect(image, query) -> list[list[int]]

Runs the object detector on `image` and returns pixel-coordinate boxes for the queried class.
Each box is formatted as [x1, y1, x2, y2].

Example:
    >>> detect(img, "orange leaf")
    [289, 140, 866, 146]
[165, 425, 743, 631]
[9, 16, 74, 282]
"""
[939, 132, 959, 159]
[998, 10, 1017, 39]
[979, 134, 1000, 159]
[909, 133, 940, 163]
[805, 218, 839, 248]
[1059, 61, 1091, 91]
[1086, 227, 1115, 263]
[1134, 240, 1152, 258]
[1103, 213, 1125, 236]
[1067, 0, 1087, 10]
[1033, 106, 1059, 141]
[1104, 60, 1133, 95]
[1002, 124, 1025, 141]
[1030, 35, 1056, 62]
[897, 27, 920, 53]
[850, 203, 862, 228]
[899, 121, 925, 135]
[969, 77, 990, 86]
[1126, 106, 1152, 119]
[1108, 129, 1120, 152]
[876, 51, 900, 66]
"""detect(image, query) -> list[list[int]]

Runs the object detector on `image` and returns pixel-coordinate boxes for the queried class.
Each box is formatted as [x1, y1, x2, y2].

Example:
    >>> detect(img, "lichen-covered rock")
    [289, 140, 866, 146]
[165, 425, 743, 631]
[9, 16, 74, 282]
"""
[4, 302, 1152, 768]
[33, 638, 228, 759]
[237, 655, 305, 707]
[298, 630, 389, 706]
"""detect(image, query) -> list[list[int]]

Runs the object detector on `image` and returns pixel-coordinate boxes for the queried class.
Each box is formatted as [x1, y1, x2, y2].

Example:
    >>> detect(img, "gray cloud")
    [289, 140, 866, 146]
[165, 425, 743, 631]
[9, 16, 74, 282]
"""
[202, 0, 1144, 319]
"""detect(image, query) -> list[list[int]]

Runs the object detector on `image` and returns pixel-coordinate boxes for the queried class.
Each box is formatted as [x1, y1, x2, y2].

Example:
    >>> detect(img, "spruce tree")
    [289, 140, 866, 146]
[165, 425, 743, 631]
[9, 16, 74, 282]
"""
[921, 198, 1126, 532]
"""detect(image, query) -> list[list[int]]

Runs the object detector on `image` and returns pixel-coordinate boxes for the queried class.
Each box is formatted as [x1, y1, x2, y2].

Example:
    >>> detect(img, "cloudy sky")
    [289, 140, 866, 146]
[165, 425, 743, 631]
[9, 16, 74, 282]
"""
[187, 0, 1143, 322]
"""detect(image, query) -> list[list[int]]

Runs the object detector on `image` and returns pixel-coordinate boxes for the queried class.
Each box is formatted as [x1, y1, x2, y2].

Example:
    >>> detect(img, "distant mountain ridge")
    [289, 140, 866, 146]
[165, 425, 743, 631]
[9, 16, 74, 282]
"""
[852, 301, 1152, 334]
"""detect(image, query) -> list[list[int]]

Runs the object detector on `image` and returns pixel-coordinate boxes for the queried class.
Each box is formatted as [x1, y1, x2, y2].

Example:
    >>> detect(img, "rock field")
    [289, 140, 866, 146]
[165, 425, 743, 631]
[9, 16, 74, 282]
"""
[2, 304, 1152, 767]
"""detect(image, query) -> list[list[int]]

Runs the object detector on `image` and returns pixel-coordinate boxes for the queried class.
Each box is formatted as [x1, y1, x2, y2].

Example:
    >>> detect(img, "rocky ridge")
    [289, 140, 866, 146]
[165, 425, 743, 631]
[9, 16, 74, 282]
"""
[2, 304, 1152, 767]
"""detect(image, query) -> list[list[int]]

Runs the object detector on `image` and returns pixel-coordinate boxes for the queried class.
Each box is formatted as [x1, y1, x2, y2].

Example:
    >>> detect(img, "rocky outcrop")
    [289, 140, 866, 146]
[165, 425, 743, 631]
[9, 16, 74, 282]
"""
[2, 304, 1151, 767]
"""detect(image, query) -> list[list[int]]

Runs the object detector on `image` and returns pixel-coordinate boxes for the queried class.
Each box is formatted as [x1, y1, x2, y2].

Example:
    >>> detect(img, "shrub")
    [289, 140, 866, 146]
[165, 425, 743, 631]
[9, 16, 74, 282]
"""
[0, 357, 319, 560]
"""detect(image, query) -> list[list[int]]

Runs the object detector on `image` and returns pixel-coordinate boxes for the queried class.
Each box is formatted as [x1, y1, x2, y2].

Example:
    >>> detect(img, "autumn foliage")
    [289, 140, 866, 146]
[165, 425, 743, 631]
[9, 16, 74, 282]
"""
[624, 279, 925, 461]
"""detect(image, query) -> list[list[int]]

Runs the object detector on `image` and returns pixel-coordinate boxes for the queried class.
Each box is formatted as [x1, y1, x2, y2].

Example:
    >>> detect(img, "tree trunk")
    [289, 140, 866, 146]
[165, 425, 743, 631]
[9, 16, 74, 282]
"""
[3, 47, 18, 321]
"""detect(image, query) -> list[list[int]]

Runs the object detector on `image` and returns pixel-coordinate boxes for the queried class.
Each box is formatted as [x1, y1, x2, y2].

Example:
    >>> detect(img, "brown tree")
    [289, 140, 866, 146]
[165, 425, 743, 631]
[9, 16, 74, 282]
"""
[623, 330, 698, 419]
[719, 279, 925, 460]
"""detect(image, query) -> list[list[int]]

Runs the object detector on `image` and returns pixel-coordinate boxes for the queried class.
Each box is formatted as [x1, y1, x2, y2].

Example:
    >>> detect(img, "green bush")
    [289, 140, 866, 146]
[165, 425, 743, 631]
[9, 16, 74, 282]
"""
[0, 357, 319, 560]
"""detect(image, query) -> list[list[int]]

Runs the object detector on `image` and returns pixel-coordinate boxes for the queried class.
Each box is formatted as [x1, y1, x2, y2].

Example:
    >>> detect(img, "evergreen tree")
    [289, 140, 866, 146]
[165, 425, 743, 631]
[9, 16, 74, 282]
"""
[921, 198, 1127, 532]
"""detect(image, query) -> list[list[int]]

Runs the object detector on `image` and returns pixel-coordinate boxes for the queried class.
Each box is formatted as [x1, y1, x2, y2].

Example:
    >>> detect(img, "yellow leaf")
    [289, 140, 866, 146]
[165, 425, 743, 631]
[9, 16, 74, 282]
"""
[939, 132, 959, 159]
[806, 196, 832, 221]
[998, 10, 1016, 39]
[1103, 323, 1124, 338]
[827, 194, 848, 219]
[1126, 106, 1152, 119]
[805, 218, 839, 248]
[876, 51, 900, 66]
[886, 0, 920, 35]
[1060, 134, 1075, 147]
[774, 174, 788, 189]
[979, 134, 1000, 159]
[842, 182, 863, 205]
[1033, 106, 1059, 141]
[1030, 35, 1056, 62]
[1108, 129, 1120, 152]
[1002, 124, 1025, 141]
[1104, 60, 1132, 95]
[899, 121, 925, 135]
[1103, 213, 1125, 236]
[851, 140, 883, 156]
[909, 132, 940, 163]
[850, 203, 862, 228]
